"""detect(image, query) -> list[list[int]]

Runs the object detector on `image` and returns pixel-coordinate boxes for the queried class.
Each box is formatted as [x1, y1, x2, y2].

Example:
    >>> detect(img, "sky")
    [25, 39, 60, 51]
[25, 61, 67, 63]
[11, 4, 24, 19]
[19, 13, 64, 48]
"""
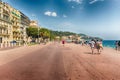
[3, 0, 120, 40]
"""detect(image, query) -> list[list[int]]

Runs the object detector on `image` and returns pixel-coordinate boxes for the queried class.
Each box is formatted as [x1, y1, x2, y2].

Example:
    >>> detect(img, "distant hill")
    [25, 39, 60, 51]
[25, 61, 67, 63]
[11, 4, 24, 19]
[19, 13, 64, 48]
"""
[78, 33, 87, 37]
[50, 30, 102, 40]
[50, 31, 77, 37]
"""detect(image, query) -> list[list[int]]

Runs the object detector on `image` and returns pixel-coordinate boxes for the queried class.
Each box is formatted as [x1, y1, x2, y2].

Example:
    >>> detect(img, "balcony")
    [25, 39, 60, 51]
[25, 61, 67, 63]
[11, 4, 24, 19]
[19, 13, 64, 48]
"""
[13, 34, 21, 38]
[3, 12, 10, 16]
[0, 33, 10, 36]
[11, 11, 21, 18]
[13, 30, 20, 34]
[13, 25, 19, 28]
[0, 24, 7, 29]
[0, 17, 11, 23]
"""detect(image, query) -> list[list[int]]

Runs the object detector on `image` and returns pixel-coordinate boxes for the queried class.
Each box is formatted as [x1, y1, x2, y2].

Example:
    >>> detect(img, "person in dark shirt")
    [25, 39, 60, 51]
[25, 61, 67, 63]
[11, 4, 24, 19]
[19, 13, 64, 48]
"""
[118, 41, 120, 51]
[115, 41, 118, 51]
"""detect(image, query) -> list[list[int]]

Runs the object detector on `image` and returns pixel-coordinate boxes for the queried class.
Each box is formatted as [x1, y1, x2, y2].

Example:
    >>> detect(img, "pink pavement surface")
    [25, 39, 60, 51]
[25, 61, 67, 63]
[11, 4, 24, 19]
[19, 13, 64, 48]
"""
[0, 42, 120, 80]
[0, 43, 51, 66]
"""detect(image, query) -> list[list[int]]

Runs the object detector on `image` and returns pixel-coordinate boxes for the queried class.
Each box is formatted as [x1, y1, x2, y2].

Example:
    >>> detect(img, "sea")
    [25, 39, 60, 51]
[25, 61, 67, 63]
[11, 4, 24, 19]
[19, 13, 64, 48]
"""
[103, 40, 118, 48]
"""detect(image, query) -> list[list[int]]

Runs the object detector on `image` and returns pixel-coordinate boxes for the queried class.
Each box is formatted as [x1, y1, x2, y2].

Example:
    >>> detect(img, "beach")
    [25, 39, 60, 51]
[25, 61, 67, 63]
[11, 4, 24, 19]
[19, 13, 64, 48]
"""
[0, 42, 120, 80]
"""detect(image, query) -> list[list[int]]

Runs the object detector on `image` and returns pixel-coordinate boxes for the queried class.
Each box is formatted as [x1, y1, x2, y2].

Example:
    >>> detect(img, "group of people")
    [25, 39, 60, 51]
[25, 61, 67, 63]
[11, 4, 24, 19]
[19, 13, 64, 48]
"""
[89, 39, 103, 54]
[115, 41, 120, 51]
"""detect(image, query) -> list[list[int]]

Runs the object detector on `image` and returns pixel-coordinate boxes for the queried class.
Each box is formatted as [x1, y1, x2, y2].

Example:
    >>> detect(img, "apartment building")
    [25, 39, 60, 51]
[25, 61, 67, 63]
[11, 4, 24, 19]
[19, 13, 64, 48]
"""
[30, 20, 38, 28]
[10, 7, 21, 41]
[20, 12, 30, 42]
[0, 2, 12, 43]
[0, 1, 30, 44]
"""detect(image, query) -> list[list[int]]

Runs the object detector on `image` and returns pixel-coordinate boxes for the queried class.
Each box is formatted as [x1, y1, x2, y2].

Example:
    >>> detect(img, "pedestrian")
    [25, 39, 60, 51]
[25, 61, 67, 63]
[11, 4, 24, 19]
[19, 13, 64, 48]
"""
[81, 41, 84, 46]
[118, 41, 120, 51]
[99, 40, 103, 51]
[96, 40, 101, 54]
[89, 39, 95, 54]
[115, 41, 118, 51]
[62, 40, 65, 46]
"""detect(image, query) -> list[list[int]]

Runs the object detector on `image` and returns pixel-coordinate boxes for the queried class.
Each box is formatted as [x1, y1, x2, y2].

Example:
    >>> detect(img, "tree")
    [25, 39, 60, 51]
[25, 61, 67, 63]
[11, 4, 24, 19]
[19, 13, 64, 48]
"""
[26, 26, 39, 38]
[39, 28, 50, 40]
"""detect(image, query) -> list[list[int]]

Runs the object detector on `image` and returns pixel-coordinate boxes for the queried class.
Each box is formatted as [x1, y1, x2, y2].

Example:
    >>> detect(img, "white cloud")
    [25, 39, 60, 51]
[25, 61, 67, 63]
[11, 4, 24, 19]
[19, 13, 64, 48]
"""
[68, 0, 83, 4]
[44, 11, 51, 16]
[63, 14, 67, 18]
[89, 0, 104, 4]
[51, 12, 57, 17]
[44, 11, 57, 17]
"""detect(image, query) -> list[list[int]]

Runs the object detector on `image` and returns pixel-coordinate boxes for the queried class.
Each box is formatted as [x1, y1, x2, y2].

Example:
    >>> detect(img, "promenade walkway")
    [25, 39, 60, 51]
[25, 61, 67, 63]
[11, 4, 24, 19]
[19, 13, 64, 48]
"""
[0, 42, 120, 80]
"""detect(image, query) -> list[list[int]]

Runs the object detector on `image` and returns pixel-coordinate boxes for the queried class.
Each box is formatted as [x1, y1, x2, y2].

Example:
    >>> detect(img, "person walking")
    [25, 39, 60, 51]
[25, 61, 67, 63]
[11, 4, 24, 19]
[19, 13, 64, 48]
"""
[115, 41, 118, 51]
[89, 39, 95, 54]
[62, 40, 65, 46]
[118, 41, 120, 51]
[98, 40, 103, 53]
[99, 40, 103, 50]
[96, 40, 101, 54]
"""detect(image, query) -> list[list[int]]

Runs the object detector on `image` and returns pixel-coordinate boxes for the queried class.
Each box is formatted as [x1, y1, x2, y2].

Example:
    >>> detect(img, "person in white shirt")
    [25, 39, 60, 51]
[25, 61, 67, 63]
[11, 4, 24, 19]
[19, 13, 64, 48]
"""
[89, 39, 95, 54]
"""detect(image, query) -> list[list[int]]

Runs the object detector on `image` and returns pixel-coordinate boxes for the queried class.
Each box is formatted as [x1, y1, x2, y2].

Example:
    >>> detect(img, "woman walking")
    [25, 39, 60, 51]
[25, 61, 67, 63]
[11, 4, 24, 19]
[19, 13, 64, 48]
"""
[96, 40, 101, 54]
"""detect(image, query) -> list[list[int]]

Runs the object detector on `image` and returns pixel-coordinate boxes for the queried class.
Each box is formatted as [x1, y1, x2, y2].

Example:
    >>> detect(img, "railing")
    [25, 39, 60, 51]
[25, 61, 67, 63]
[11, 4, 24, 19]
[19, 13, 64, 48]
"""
[13, 30, 20, 33]
[0, 24, 7, 29]
[13, 24, 20, 28]
[13, 34, 21, 37]
[0, 33, 10, 36]
[0, 17, 11, 23]
[3, 12, 10, 16]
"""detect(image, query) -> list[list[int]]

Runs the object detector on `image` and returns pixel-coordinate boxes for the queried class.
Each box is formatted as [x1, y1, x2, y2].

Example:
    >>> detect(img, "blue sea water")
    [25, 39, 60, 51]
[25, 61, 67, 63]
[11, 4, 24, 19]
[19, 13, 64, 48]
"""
[103, 40, 117, 48]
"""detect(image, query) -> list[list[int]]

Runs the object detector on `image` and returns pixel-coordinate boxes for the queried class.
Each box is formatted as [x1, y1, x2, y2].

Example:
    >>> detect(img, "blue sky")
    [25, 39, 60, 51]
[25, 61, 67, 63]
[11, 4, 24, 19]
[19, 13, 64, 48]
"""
[3, 0, 120, 40]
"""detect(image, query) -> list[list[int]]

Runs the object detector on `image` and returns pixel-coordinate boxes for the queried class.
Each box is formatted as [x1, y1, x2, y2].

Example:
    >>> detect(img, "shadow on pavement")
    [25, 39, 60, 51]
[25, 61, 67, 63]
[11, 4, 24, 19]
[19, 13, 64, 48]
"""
[84, 52, 101, 55]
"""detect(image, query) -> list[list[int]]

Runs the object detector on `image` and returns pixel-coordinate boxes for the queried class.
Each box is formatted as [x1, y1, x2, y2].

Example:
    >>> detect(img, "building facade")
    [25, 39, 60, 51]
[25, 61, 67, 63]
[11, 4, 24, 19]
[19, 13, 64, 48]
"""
[20, 12, 30, 42]
[0, 1, 30, 44]
[30, 20, 38, 27]
[10, 7, 21, 41]
[0, 2, 12, 44]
